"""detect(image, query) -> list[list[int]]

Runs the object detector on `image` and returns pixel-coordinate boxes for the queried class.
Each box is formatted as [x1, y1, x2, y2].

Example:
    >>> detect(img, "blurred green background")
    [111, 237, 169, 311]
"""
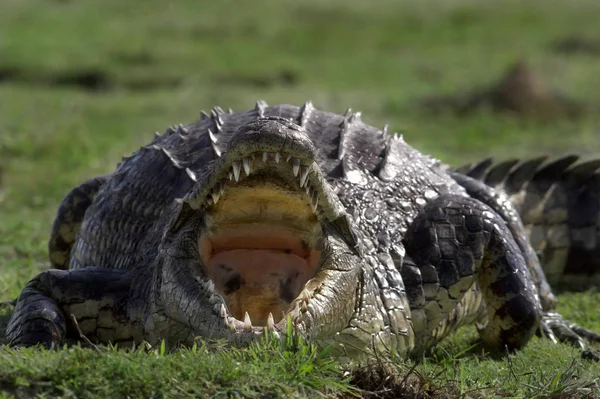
[2, 0, 600, 321]
[1, 1, 600, 397]
[1, 0, 600, 324]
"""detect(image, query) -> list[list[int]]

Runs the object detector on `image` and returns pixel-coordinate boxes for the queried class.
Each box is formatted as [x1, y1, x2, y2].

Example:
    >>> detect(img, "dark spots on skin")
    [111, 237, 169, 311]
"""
[279, 274, 299, 303]
[224, 275, 243, 294]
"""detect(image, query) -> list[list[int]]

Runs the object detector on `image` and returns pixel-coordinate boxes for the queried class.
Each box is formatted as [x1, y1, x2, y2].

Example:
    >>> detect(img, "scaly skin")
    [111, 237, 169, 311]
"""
[455, 155, 600, 287]
[6, 102, 600, 358]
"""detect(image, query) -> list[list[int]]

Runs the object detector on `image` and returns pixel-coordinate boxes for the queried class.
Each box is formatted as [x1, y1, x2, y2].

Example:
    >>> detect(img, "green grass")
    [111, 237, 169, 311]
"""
[1, 0, 600, 397]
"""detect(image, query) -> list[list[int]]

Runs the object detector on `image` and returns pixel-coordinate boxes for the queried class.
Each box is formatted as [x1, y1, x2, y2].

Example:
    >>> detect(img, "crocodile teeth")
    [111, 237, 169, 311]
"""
[305, 184, 311, 195]
[211, 187, 220, 205]
[292, 158, 301, 177]
[232, 161, 241, 182]
[220, 303, 227, 318]
[267, 313, 275, 331]
[275, 152, 280, 163]
[299, 166, 309, 187]
[311, 194, 318, 212]
[286, 154, 292, 162]
[205, 280, 215, 293]
[228, 171, 233, 181]
[243, 312, 253, 332]
[226, 317, 237, 332]
[242, 157, 251, 176]
[262, 152, 268, 162]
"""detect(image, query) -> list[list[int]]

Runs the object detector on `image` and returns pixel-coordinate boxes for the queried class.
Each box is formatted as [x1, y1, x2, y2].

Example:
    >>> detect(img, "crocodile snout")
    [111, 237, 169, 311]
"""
[227, 117, 317, 164]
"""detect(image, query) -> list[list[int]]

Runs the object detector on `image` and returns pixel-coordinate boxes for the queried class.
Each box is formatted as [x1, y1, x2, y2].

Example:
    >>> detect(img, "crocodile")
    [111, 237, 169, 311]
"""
[6, 102, 600, 358]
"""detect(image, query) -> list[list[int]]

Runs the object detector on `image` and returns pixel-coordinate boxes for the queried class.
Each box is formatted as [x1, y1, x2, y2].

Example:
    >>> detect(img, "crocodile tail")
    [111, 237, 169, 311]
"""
[49, 174, 110, 269]
[454, 155, 600, 285]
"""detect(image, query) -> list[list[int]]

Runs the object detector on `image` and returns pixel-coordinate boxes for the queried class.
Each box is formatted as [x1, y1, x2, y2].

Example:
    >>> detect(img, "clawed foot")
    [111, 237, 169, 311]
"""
[540, 311, 600, 349]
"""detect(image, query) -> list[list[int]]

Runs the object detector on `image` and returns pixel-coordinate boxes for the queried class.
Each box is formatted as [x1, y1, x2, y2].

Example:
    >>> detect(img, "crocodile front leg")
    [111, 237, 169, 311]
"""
[402, 194, 542, 354]
[451, 173, 600, 349]
[7, 267, 137, 348]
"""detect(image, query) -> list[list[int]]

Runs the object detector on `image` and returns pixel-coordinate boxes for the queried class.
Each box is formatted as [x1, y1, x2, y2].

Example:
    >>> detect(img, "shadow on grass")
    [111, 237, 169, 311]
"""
[0, 302, 14, 345]
[552, 35, 600, 56]
[0, 66, 182, 93]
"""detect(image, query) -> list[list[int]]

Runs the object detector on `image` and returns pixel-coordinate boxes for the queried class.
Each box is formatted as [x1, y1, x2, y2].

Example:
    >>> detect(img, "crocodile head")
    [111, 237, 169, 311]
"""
[156, 117, 365, 349]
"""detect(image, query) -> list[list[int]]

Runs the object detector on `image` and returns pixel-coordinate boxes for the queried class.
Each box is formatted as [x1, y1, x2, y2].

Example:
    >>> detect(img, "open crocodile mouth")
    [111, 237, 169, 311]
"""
[197, 151, 324, 331]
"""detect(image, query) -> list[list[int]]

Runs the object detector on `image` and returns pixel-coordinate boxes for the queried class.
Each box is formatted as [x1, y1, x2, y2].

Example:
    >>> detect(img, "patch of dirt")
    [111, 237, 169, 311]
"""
[553, 36, 600, 56]
[420, 61, 586, 119]
[343, 361, 461, 399]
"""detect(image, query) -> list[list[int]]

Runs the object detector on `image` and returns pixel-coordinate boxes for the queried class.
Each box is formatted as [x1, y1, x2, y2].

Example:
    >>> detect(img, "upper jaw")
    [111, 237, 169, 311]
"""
[182, 117, 350, 225]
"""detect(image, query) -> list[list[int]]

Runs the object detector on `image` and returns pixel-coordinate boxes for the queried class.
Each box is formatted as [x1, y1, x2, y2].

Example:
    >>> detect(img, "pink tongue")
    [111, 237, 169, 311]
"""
[206, 249, 313, 324]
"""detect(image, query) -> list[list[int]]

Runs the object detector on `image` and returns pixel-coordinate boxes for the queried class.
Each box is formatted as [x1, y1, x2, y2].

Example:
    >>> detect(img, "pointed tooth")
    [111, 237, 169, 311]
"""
[205, 280, 215, 293]
[232, 161, 241, 182]
[299, 166, 309, 187]
[206, 197, 213, 206]
[220, 304, 227, 318]
[242, 157, 251, 176]
[275, 152, 280, 163]
[243, 312, 252, 332]
[263, 152, 268, 162]
[229, 171, 233, 181]
[211, 184, 220, 204]
[226, 317, 237, 332]
[219, 181, 226, 196]
[292, 158, 301, 176]
[312, 194, 318, 212]
[306, 184, 311, 195]
[286, 154, 292, 162]
[267, 313, 275, 331]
